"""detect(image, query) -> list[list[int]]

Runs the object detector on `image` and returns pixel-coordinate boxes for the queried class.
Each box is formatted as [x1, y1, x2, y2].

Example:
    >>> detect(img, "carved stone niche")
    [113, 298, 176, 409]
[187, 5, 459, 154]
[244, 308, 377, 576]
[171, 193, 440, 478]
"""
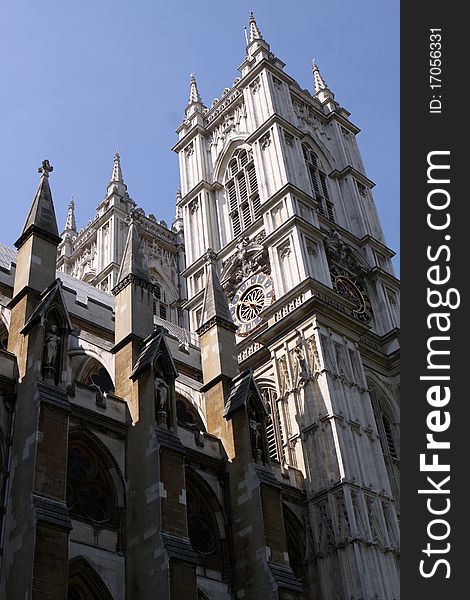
[42, 308, 68, 386]
[153, 354, 176, 430]
[247, 396, 268, 464]
[220, 236, 270, 300]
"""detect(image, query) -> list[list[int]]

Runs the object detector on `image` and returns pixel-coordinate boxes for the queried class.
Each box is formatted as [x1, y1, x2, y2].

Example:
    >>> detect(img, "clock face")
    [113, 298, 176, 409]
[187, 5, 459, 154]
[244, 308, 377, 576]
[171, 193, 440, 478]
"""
[230, 273, 274, 336]
[331, 267, 372, 322]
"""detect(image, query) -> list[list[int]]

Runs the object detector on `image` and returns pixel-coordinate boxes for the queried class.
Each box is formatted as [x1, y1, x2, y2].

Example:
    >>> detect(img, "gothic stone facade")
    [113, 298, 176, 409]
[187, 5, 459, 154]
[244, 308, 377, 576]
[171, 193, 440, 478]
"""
[0, 15, 399, 600]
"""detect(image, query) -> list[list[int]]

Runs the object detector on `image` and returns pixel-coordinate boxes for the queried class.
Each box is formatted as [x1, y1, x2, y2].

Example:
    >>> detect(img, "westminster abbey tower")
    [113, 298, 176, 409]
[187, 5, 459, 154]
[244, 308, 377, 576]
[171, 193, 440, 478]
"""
[0, 14, 399, 600]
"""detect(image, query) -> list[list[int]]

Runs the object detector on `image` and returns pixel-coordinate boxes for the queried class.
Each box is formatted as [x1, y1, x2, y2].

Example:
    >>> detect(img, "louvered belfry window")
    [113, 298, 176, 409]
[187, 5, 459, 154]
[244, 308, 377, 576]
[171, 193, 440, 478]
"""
[302, 143, 335, 222]
[225, 148, 261, 237]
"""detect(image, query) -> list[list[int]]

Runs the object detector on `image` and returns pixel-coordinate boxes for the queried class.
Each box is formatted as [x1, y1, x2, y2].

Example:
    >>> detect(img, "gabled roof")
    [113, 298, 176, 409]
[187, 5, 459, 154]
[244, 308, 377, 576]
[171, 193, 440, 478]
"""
[22, 278, 72, 334]
[223, 368, 267, 420]
[130, 326, 178, 380]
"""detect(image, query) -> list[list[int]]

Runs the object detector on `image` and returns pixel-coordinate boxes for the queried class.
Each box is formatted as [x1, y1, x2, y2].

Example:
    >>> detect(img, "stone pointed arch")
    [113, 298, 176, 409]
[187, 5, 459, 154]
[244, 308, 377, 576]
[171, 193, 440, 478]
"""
[213, 137, 251, 183]
[300, 132, 337, 172]
[67, 426, 125, 509]
[74, 355, 115, 394]
[282, 503, 307, 582]
[185, 467, 229, 581]
[67, 427, 126, 556]
[68, 555, 114, 600]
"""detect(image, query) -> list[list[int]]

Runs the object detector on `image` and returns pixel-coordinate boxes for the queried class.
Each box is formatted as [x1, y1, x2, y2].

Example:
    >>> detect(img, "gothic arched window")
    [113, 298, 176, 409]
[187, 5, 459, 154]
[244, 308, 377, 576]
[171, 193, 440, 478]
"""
[151, 275, 169, 321]
[66, 439, 118, 527]
[368, 379, 400, 508]
[259, 385, 285, 463]
[282, 504, 306, 583]
[68, 556, 114, 600]
[185, 471, 228, 580]
[176, 394, 206, 432]
[302, 143, 335, 222]
[225, 148, 261, 237]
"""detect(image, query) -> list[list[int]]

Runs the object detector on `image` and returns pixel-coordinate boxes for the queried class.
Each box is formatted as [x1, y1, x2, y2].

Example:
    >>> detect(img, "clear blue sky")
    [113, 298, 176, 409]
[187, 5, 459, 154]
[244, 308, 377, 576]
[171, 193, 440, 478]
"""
[0, 0, 399, 271]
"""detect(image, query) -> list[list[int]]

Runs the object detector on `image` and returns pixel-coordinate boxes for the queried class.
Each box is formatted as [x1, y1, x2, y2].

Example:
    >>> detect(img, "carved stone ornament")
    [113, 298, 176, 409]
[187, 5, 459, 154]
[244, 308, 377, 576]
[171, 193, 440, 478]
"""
[325, 231, 373, 323]
[278, 240, 291, 261]
[324, 229, 370, 281]
[284, 131, 294, 147]
[292, 341, 310, 387]
[221, 236, 270, 300]
[260, 131, 271, 151]
[317, 499, 336, 557]
[250, 77, 261, 94]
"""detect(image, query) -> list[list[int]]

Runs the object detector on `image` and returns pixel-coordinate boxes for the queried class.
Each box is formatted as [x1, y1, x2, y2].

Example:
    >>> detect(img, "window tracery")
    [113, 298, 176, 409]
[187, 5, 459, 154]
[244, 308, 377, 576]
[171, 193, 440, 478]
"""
[302, 143, 334, 221]
[224, 148, 261, 237]
[66, 441, 117, 527]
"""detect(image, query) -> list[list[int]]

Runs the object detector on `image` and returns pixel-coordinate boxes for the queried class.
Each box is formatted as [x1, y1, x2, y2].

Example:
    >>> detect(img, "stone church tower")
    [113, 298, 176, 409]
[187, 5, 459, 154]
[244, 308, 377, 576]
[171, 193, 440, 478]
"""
[0, 13, 399, 600]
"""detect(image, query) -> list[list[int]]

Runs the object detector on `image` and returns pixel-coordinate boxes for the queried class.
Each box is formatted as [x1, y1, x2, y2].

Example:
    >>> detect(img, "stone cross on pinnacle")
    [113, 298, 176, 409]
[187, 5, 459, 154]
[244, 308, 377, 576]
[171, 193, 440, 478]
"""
[38, 159, 53, 177]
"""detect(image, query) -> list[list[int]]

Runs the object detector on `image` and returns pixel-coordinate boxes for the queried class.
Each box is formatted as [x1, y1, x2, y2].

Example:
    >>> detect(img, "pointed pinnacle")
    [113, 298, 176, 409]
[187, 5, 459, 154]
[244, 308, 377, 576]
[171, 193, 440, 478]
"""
[312, 60, 328, 93]
[116, 217, 150, 285]
[64, 197, 77, 232]
[110, 150, 124, 183]
[248, 12, 263, 43]
[200, 259, 234, 328]
[188, 73, 203, 105]
[16, 160, 60, 247]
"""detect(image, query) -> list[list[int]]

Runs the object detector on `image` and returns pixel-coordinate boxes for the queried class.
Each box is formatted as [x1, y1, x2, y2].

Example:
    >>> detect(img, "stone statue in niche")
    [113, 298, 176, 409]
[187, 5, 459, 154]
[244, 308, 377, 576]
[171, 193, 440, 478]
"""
[293, 343, 310, 386]
[154, 372, 170, 428]
[248, 404, 263, 462]
[43, 322, 61, 383]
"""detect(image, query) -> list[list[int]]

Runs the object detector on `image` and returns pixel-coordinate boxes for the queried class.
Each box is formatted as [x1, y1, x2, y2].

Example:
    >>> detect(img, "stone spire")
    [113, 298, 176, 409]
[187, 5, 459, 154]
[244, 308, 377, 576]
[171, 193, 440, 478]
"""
[244, 12, 272, 66]
[186, 73, 205, 117]
[111, 150, 123, 183]
[107, 150, 127, 197]
[188, 73, 202, 105]
[16, 159, 60, 248]
[312, 60, 335, 103]
[248, 11, 263, 43]
[115, 212, 151, 288]
[198, 254, 235, 331]
[63, 197, 77, 233]
[172, 188, 184, 233]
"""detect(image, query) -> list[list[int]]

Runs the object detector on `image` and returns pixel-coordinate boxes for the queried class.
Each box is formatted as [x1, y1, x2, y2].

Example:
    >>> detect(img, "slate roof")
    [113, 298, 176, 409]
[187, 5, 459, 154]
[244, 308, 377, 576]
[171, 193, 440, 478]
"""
[0, 243, 17, 272]
[268, 562, 303, 592]
[130, 327, 178, 380]
[161, 531, 197, 564]
[223, 368, 267, 419]
[22, 279, 73, 334]
[0, 242, 115, 309]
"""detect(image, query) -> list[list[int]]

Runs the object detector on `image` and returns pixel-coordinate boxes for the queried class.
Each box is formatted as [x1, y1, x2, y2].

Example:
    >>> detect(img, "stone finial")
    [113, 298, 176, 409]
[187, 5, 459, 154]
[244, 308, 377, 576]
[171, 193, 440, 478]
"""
[16, 159, 60, 248]
[110, 150, 124, 183]
[312, 60, 335, 101]
[312, 60, 327, 93]
[64, 197, 77, 232]
[38, 159, 53, 178]
[188, 73, 203, 105]
[248, 12, 264, 43]
[107, 150, 127, 197]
